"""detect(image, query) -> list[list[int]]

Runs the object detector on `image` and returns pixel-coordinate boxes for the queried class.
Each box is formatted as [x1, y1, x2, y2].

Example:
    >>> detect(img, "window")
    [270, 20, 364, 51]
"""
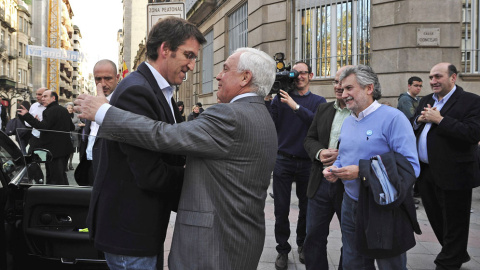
[296, 0, 370, 78]
[0, 61, 3, 76]
[462, 0, 480, 73]
[1, 30, 5, 46]
[19, 16, 23, 32]
[7, 62, 10, 77]
[18, 69, 22, 83]
[228, 3, 248, 55]
[201, 30, 214, 94]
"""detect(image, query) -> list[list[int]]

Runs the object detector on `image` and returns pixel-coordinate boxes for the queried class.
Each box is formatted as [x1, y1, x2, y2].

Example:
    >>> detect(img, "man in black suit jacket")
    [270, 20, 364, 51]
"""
[0, 103, 7, 131]
[84, 17, 206, 269]
[303, 66, 350, 270]
[413, 63, 480, 270]
[75, 60, 119, 186]
[18, 90, 74, 185]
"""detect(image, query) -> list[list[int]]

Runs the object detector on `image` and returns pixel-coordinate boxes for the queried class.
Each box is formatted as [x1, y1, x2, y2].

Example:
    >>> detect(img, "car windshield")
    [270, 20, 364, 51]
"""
[4, 127, 97, 187]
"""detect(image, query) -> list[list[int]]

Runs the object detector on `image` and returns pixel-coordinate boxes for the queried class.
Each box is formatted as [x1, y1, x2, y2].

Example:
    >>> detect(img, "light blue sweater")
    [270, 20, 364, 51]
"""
[333, 105, 420, 201]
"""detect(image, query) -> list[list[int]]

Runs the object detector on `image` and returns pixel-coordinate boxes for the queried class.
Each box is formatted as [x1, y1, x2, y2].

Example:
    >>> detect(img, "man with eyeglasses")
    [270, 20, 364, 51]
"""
[264, 61, 326, 269]
[397, 76, 423, 121]
[303, 65, 352, 270]
[78, 17, 206, 270]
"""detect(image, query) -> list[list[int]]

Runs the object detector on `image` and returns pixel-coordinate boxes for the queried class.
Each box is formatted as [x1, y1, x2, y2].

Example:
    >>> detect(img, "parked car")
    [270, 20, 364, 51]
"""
[0, 130, 107, 269]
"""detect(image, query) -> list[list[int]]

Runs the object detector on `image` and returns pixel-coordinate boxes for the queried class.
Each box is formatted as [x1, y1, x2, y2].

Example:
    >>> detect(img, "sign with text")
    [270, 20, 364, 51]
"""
[26, 45, 84, 62]
[417, 28, 440, 46]
[147, 2, 185, 35]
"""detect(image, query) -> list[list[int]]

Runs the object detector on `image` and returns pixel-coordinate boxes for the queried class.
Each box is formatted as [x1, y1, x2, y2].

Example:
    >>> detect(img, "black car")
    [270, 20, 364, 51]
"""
[0, 130, 107, 269]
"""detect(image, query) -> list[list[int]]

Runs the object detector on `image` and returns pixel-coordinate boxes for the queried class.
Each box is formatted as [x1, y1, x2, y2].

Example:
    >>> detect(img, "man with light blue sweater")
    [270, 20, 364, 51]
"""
[323, 65, 420, 270]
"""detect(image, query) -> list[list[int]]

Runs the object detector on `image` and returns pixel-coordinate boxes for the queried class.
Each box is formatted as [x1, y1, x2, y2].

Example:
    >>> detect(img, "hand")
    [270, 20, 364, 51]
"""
[421, 105, 443, 124]
[278, 90, 297, 110]
[78, 122, 86, 127]
[74, 83, 108, 121]
[264, 94, 272, 101]
[329, 165, 359, 181]
[323, 166, 339, 183]
[319, 149, 338, 166]
[17, 105, 28, 116]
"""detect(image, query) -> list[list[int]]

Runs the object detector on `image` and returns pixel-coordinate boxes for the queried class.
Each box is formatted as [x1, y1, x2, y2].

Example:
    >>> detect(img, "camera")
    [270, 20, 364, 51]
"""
[269, 52, 299, 95]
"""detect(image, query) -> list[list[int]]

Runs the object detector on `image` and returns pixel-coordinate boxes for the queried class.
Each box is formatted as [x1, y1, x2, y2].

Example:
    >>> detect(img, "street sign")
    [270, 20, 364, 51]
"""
[147, 2, 185, 35]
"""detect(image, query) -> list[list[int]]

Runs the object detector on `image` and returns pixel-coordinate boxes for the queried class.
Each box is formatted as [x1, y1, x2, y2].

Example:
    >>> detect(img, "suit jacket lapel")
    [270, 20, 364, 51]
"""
[439, 86, 462, 115]
[137, 62, 176, 124]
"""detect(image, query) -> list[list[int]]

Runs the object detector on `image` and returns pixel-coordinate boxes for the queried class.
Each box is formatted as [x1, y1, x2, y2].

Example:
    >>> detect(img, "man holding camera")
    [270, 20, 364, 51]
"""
[265, 61, 326, 269]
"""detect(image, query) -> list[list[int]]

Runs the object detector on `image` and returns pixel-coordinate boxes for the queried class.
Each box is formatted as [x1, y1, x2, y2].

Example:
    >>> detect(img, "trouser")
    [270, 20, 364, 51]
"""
[273, 154, 311, 254]
[104, 250, 163, 270]
[304, 177, 343, 270]
[417, 163, 471, 270]
[341, 194, 407, 270]
[46, 156, 69, 185]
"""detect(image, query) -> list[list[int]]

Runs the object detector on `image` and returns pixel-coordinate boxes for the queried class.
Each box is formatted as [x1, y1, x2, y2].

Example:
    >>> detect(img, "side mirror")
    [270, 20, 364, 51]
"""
[25, 149, 53, 164]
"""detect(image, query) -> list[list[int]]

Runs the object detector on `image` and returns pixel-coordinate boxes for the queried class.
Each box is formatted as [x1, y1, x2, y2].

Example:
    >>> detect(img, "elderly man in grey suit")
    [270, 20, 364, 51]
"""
[75, 47, 278, 270]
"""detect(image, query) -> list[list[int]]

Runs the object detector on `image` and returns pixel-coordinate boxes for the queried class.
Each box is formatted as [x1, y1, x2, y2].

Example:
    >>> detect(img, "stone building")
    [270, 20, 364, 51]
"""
[178, 0, 480, 112]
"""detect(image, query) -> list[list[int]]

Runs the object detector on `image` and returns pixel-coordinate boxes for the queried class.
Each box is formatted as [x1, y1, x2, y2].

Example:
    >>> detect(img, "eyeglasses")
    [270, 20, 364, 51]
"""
[331, 80, 340, 86]
[297, 71, 310, 75]
[178, 48, 198, 62]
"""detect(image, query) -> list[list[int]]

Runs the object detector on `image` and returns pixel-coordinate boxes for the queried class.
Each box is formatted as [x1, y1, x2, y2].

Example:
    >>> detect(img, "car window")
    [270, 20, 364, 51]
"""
[8, 127, 96, 187]
[0, 130, 26, 183]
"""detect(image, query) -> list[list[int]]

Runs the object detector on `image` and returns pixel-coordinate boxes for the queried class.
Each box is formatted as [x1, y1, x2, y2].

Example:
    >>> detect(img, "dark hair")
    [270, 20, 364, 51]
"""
[50, 91, 58, 101]
[196, 102, 202, 107]
[177, 101, 184, 106]
[294, 61, 312, 74]
[146, 17, 206, 61]
[448, 64, 458, 77]
[408, 76, 422, 85]
[21, 100, 31, 111]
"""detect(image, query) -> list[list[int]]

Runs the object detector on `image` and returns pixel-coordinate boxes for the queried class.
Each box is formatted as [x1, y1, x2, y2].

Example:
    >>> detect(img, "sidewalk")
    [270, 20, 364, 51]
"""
[164, 179, 480, 269]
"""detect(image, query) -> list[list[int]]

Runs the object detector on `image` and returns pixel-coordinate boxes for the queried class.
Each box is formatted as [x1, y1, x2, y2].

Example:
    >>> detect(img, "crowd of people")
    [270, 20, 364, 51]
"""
[3, 15, 479, 270]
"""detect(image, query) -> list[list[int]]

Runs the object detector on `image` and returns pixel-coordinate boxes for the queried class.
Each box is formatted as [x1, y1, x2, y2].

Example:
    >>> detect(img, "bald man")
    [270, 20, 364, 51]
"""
[413, 63, 480, 270]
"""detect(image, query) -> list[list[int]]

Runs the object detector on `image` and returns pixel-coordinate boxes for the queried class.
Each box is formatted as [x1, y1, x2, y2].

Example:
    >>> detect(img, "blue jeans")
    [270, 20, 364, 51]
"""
[273, 154, 311, 254]
[341, 194, 407, 270]
[304, 177, 343, 270]
[104, 252, 162, 270]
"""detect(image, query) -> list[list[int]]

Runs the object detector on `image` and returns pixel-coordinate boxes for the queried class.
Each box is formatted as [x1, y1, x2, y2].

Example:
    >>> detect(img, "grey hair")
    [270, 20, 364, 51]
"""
[65, 102, 74, 108]
[234, 47, 276, 97]
[339, 65, 382, 100]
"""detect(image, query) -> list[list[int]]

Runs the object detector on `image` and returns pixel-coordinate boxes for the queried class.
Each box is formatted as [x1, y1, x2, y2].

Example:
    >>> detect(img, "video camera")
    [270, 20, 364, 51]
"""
[269, 52, 299, 95]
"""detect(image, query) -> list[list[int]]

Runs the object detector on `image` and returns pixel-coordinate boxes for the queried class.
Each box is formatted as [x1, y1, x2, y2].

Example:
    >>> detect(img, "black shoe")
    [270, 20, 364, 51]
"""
[413, 198, 420, 204]
[298, 246, 305, 264]
[275, 253, 288, 270]
[462, 254, 471, 264]
[269, 192, 274, 199]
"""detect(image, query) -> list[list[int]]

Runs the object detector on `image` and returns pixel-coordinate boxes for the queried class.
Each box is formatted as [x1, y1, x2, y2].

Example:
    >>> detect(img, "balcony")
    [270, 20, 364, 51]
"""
[186, 0, 216, 25]
[8, 49, 18, 60]
[0, 75, 16, 89]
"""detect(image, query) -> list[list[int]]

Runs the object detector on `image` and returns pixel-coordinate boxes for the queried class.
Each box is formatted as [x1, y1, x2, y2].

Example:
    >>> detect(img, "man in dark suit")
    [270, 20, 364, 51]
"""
[75, 47, 277, 270]
[413, 63, 480, 270]
[0, 103, 7, 131]
[303, 65, 351, 270]
[18, 90, 74, 185]
[80, 17, 206, 269]
[75, 60, 119, 186]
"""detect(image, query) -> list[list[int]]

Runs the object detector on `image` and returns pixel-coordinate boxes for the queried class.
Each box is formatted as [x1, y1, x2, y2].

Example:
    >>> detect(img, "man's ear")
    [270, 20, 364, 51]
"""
[366, 84, 374, 95]
[240, 70, 253, 87]
[159, 42, 169, 58]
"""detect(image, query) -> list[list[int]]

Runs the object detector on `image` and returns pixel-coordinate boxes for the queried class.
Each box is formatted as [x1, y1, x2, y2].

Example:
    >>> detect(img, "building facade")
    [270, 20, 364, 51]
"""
[177, 0, 480, 113]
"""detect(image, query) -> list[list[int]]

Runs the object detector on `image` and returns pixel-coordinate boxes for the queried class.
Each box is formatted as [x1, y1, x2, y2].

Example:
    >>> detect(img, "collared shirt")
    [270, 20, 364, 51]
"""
[417, 86, 457, 163]
[145, 62, 176, 122]
[316, 100, 350, 163]
[28, 102, 46, 138]
[352, 100, 381, 121]
[96, 62, 175, 125]
[87, 94, 112, 160]
[231, 93, 258, 103]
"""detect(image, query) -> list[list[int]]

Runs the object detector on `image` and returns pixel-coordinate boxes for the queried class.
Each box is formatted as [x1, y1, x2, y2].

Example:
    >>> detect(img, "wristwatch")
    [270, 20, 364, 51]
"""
[293, 104, 300, 112]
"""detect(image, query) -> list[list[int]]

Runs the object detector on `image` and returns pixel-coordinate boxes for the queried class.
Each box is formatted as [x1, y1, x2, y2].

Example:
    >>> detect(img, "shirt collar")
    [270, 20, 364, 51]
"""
[352, 100, 381, 121]
[145, 61, 172, 91]
[333, 100, 349, 111]
[433, 85, 456, 103]
[231, 93, 258, 103]
[292, 90, 310, 96]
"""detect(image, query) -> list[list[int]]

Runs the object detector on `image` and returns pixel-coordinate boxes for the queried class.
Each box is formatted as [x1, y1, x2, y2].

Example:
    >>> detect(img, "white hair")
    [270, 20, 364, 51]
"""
[234, 47, 276, 97]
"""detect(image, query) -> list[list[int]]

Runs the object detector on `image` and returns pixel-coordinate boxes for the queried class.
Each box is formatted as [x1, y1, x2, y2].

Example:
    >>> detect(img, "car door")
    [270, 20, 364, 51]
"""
[1, 129, 107, 268]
